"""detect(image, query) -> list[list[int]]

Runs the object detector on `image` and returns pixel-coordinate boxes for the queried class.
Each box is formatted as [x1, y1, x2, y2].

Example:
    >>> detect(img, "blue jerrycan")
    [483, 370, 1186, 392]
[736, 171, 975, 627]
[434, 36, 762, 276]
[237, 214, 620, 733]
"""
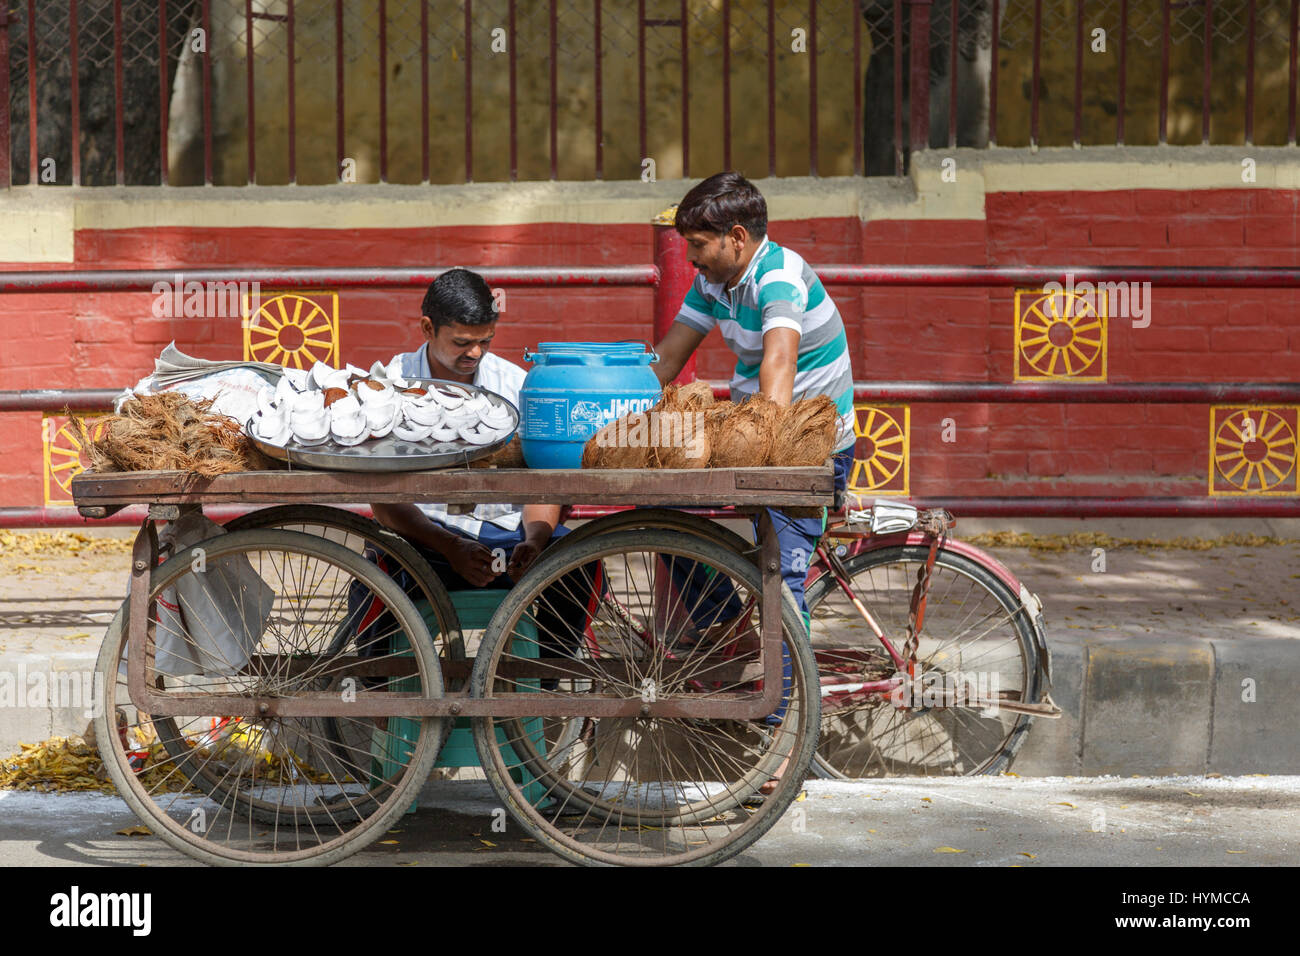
[518, 341, 662, 469]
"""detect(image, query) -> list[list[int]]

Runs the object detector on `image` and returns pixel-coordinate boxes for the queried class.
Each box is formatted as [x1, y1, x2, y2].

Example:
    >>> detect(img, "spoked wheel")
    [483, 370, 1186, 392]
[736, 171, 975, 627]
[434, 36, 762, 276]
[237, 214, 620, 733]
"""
[560, 507, 755, 555]
[805, 544, 1041, 779]
[222, 505, 464, 759]
[222, 505, 463, 661]
[470, 529, 818, 867]
[94, 529, 445, 866]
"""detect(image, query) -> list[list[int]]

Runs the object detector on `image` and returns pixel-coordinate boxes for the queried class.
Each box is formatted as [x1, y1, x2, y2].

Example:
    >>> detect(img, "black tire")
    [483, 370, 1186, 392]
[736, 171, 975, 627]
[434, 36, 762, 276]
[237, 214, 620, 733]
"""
[94, 529, 445, 866]
[470, 528, 819, 866]
[559, 507, 755, 556]
[805, 544, 1041, 779]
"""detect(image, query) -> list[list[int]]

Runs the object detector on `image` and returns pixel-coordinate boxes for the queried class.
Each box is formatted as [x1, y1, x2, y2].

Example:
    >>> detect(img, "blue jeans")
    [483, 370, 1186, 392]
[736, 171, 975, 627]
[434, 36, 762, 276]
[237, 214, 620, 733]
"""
[668, 451, 853, 722]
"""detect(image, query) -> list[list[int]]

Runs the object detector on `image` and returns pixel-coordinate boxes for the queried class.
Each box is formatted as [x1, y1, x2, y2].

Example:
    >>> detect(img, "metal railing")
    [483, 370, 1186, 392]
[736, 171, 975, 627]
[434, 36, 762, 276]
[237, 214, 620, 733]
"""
[2, 249, 1298, 525]
[3, 1, 1298, 187]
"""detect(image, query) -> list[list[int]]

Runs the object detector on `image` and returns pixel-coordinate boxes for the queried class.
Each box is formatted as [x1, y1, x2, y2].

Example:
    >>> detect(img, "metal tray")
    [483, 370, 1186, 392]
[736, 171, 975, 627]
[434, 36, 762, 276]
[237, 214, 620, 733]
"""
[245, 378, 518, 472]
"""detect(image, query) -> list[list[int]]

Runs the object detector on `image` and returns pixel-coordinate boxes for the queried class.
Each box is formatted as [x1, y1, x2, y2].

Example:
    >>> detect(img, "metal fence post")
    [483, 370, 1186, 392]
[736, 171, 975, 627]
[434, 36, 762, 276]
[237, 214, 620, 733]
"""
[907, 0, 932, 154]
[0, 8, 10, 188]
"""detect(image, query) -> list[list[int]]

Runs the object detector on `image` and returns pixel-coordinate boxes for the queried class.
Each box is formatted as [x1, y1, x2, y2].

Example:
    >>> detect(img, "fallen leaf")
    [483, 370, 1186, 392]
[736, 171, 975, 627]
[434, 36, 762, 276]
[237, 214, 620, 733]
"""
[933, 846, 965, 853]
[1054, 802, 1075, 808]
[920, 797, 932, 803]
[792, 863, 811, 867]
[795, 791, 807, 802]
[480, 839, 496, 847]
[1019, 852, 1036, 859]
[1226, 849, 1245, 854]
[1185, 791, 1202, 797]
[116, 825, 151, 837]
[397, 861, 419, 866]
[975, 827, 988, 831]
[867, 829, 877, 834]
[379, 840, 399, 845]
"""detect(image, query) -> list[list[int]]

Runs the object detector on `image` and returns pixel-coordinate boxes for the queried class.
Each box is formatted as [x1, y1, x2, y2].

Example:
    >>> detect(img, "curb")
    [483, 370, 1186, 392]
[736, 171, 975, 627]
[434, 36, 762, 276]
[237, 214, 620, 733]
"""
[3, 639, 1299, 775]
[1013, 636, 1300, 775]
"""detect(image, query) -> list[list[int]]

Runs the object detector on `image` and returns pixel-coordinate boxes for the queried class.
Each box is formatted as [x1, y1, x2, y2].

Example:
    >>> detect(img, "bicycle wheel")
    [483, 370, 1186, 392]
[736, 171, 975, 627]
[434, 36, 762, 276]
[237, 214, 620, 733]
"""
[805, 544, 1041, 779]
[94, 529, 445, 866]
[470, 529, 819, 867]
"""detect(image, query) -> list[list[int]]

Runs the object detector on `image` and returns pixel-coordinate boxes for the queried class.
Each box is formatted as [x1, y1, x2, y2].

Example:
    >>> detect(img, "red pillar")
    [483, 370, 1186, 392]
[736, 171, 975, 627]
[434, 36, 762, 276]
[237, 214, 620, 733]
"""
[652, 221, 697, 383]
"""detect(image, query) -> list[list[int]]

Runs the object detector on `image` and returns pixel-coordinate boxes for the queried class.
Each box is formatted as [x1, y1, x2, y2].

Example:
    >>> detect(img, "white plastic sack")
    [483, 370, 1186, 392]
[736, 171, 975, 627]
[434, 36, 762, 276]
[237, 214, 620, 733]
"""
[151, 512, 274, 677]
[117, 367, 274, 427]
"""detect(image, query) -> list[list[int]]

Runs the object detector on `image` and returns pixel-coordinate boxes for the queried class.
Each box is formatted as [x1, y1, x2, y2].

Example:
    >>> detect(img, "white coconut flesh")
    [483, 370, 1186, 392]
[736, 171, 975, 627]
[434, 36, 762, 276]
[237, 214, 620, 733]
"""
[392, 416, 435, 442]
[248, 375, 513, 451]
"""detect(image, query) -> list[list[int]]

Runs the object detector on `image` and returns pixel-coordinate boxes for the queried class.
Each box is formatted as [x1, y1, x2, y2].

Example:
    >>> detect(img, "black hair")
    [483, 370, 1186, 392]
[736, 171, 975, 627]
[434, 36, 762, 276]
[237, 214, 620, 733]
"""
[421, 268, 497, 331]
[674, 171, 768, 239]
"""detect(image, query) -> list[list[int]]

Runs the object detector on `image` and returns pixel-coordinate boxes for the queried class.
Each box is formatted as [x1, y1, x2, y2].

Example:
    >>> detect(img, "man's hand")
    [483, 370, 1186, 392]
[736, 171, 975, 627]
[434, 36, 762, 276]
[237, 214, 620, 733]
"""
[653, 323, 707, 387]
[506, 538, 542, 580]
[508, 504, 562, 580]
[447, 537, 498, 587]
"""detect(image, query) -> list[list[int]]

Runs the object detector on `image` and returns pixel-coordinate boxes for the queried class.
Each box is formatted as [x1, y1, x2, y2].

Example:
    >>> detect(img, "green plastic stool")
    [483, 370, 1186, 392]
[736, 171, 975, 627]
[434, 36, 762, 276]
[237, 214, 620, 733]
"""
[370, 589, 547, 813]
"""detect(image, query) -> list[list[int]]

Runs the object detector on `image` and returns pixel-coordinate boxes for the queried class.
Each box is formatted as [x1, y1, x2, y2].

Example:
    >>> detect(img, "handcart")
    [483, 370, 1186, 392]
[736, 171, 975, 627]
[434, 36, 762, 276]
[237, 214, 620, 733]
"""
[72, 464, 838, 867]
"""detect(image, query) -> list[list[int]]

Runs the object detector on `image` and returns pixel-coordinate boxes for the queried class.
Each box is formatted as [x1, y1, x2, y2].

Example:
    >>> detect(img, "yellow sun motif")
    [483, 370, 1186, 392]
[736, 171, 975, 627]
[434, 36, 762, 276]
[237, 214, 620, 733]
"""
[243, 291, 340, 369]
[43, 413, 108, 506]
[848, 404, 910, 495]
[1014, 288, 1107, 381]
[1209, 406, 1298, 495]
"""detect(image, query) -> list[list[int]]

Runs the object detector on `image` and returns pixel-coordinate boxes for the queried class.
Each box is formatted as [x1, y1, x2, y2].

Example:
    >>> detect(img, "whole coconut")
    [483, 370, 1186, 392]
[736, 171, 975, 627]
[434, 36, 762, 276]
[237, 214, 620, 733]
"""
[770, 395, 839, 466]
[582, 413, 651, 469]
[710, 395, 779, 467]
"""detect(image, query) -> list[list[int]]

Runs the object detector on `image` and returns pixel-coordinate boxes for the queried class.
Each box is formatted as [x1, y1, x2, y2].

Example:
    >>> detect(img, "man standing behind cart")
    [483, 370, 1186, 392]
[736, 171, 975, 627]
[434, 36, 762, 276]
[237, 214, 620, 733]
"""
[369, 268, 591, 652]
[652, 172, 856, 625]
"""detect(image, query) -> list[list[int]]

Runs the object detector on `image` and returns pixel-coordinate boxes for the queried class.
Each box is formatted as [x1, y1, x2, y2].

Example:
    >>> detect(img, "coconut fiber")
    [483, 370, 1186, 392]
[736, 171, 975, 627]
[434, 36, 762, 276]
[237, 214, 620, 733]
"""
[80, 392, 275, 478]
[770, 395, 839, 466]
[709, 395, 779, 467]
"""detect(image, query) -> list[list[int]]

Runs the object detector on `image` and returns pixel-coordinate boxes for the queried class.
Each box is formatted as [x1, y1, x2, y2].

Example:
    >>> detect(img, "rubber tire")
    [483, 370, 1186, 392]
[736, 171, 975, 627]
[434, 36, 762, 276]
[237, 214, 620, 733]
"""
[805, 544, 1041, 779]
[470, 528, 820, 867]
[94, 529, 445, 867]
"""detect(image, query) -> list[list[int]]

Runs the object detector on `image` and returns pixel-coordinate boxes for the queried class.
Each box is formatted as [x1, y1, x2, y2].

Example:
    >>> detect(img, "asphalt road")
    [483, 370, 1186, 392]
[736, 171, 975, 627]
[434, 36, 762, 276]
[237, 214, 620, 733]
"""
[2, 774, 1296, 867]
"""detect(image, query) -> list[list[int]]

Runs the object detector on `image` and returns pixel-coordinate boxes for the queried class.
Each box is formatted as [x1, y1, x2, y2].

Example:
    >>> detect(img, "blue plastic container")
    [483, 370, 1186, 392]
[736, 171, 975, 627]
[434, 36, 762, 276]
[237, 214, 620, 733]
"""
[519, 341, 662, 469]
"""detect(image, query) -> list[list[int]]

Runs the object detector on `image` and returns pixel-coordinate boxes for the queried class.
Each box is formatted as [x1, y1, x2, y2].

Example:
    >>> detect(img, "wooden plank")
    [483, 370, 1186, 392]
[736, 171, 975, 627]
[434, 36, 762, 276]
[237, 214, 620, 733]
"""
[71, 465, 836, 509]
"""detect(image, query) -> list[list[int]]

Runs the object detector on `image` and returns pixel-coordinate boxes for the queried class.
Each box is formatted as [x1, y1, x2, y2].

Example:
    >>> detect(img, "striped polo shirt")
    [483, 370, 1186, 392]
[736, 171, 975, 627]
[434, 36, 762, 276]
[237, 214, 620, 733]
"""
[673, 237, 855, 452]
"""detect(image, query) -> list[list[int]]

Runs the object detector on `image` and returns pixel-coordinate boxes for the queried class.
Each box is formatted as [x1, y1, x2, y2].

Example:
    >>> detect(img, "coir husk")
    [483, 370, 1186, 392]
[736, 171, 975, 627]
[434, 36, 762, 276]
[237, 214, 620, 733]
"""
[710, 395, 779, 467]
[648, 388, 709, 469]
[581, 413, 652, 469]
[770, 395, 839, 466]
[79, 392, 274, 478]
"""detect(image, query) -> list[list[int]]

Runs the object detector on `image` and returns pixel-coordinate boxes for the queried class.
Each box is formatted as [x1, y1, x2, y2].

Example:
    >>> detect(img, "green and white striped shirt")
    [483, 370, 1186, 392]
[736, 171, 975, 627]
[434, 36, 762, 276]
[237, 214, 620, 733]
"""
[674, 237, 855, 452]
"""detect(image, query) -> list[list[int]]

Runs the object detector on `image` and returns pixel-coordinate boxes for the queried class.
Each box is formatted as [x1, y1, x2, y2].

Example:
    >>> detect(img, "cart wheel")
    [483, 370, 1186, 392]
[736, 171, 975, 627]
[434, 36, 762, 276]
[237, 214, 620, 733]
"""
[94, 529, 445, 866]
[222, 505, 463, 662]
[222, 505, 464, 760]
[558, 507, 754, 555]
[470, 529, 819, 867]
[805, 545, 1041, 779]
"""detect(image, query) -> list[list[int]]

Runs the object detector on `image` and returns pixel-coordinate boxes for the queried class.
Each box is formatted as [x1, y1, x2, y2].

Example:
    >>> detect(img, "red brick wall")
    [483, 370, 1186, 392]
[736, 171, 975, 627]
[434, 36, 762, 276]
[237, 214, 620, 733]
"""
[1, 187, 1296, 509]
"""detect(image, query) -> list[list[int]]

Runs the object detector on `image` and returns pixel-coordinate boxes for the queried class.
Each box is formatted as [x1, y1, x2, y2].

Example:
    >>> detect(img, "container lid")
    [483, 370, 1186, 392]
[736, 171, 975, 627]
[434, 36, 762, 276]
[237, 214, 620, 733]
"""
[533, 340, 647, 354]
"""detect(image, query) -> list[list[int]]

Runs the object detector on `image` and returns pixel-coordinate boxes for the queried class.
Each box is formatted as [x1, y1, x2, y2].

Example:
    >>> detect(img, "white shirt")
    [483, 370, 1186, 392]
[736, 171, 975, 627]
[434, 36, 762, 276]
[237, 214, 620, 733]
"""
[388, 344, 527, 538]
